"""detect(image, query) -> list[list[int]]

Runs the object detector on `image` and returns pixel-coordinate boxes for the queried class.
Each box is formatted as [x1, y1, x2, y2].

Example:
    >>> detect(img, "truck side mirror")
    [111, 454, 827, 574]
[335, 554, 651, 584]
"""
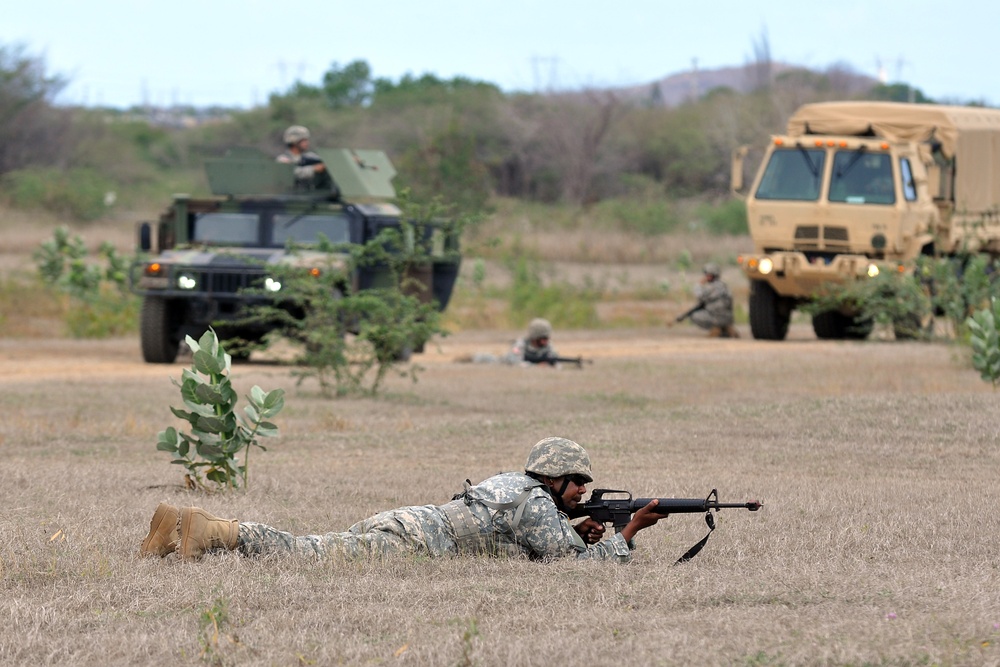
[137, 222, 153, 252]
[731, 145, 749, 199]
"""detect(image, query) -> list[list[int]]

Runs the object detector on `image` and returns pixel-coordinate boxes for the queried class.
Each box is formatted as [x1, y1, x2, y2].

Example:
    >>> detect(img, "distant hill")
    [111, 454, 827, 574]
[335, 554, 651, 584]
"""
[611, 62, 880, 107]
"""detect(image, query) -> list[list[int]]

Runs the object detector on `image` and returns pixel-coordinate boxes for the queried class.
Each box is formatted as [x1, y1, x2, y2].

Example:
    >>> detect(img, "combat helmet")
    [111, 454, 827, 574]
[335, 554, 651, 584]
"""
[283, 125, 311, 145]
[526, 317, 552, 341]
[524, 437, 593, 483]
[702, 262, 721, 277]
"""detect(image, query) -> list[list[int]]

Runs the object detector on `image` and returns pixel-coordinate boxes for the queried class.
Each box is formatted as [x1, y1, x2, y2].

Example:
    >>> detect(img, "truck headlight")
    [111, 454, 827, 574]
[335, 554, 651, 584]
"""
[758, 257, 774, 275]
[867, 264, 880, 278]
[177, 274, 197, 290]
[264, 277, 282, 292]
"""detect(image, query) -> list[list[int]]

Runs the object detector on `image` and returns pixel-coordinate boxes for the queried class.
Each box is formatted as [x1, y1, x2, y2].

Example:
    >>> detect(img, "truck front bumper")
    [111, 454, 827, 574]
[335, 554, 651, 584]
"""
[739, 251, 885, 298]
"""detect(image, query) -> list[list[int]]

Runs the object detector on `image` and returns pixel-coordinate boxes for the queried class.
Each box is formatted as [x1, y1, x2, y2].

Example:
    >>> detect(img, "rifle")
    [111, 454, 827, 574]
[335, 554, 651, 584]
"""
[544, 355, 593, 368]
[673, 301, 705, 324]
[569, 488, 762, 563]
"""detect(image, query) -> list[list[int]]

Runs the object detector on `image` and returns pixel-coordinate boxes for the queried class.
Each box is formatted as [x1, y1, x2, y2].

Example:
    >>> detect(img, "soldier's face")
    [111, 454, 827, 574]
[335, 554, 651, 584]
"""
[559, 475, 587, 508]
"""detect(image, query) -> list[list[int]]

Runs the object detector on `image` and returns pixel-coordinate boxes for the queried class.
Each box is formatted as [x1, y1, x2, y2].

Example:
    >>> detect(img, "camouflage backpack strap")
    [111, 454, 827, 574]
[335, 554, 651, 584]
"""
[474, 479, 544, 530]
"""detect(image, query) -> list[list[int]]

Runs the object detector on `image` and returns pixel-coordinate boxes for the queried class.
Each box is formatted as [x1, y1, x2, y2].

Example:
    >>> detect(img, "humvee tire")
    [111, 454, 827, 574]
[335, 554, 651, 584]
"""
[749, 281, 790, 340]
[141, 296, 180, 363]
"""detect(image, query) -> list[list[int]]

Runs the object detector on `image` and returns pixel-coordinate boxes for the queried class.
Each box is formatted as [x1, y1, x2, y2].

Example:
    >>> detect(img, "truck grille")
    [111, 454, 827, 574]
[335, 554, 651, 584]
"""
[793, 225, 850, 251]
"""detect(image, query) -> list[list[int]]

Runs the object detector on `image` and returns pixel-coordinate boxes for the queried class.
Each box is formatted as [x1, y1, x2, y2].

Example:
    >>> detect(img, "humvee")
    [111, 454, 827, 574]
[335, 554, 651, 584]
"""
[130, 148, 461, 363]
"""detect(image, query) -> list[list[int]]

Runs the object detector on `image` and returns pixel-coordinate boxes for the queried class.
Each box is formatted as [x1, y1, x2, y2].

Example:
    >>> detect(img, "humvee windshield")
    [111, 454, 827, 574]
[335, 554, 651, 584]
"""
[191, 212, 352, 247]
[828, 151, 895, 205]
[193, 213, 259, 245]
[755, 148, 825, 201]
[273, 213, 350, 246]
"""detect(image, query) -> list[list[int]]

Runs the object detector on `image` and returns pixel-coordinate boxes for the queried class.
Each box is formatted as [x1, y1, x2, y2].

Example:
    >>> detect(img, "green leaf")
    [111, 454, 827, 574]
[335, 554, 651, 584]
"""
[197, 415, 230, 434]
[169, 406, 202, 425]
[263, 388, 286, 412]
[196, 442, 224, 458]
[195, 383, 228, 406]
[194, 349, 224, 377]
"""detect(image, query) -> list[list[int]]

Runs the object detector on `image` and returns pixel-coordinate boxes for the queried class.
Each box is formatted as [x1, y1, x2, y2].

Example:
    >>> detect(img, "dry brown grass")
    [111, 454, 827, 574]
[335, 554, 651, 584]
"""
[2, 331, 999, 666]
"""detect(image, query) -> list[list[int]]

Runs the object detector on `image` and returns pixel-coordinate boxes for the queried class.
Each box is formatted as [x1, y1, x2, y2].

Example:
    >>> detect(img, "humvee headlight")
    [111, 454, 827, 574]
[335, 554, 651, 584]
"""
[177, 274, 197, 290]
[264, 277, 282, 292]
[758, 257, 774, 275]
[145, 262, 163, 276]
[867, 264, 880, 278]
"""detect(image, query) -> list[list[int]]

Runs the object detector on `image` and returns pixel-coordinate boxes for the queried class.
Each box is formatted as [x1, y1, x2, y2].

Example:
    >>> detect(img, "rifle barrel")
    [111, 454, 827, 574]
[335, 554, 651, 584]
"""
[632, 498, 762, 513]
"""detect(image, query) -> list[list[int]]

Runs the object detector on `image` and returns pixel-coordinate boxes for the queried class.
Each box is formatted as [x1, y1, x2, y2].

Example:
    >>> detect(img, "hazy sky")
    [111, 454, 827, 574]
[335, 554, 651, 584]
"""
[2, 0, 994, 109]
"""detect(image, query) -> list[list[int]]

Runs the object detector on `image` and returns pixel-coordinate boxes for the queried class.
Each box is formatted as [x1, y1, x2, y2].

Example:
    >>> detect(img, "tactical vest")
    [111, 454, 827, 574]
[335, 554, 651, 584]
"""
[439, 478, 544, 555]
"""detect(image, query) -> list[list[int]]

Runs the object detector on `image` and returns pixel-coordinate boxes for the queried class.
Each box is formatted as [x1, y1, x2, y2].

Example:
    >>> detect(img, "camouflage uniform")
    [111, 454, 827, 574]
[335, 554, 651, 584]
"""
[503, 336, 557, 365]
[690, 279, 734, 330]
[276, 149, 325, 181]
[501, 317, 558, 365]
[238, 472, 633, 562]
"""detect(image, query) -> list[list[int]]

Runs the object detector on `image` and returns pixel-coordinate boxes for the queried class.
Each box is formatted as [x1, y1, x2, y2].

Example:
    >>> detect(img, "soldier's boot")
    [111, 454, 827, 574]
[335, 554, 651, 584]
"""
[724, 325, 740, 339]
[708, 326, 723, 337]
[139, 502, 180, 558]
[178, 507, 240, 559]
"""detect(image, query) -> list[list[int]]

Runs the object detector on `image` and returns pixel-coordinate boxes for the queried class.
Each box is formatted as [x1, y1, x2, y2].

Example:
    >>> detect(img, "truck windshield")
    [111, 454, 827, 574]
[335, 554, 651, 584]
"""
[829, 151, 895, 205]
[755, 148, 825, 201]
[273, 213, 351, 246]
[192, 213, 260, 245]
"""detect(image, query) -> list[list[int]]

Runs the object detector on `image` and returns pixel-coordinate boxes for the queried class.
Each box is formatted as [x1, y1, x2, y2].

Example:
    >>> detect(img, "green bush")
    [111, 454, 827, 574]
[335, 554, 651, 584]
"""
[593, 197, 681, 236]
[804, 269, 932, 339]
[506, 254, 599, 329]
[697, 199, 748, 235]
[156, 329, 285, 491]
[33, 226, 139, 337]
[967, 297, 1000, 388]
[2, 167, 116, 221]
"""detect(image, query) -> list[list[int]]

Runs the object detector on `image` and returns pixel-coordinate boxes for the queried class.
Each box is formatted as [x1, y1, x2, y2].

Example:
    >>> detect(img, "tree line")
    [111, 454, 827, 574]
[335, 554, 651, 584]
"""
[0, 43, 966, 221]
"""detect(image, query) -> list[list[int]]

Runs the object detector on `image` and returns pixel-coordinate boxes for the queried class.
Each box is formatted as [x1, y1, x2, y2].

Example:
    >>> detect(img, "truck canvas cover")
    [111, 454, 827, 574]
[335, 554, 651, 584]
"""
[786, 102, 1000, 213]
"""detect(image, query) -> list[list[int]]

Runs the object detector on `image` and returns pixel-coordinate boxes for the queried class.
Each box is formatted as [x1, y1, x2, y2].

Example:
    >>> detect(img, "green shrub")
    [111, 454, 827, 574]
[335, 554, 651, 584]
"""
[804, 269, 932, 339]
[156, 329, 285, 491]
[33, 226, 139, 338]
[696, 199, 748, 235]
[967, 297, 1000, 388]
[505, 254, 599, 329]
[593, 197, 681, 236]
[2, 167, 116, 221]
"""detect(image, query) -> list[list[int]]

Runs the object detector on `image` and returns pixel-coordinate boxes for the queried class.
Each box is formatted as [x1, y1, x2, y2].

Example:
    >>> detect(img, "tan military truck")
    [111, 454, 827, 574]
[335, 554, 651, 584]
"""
[732, 101, 1000, 340]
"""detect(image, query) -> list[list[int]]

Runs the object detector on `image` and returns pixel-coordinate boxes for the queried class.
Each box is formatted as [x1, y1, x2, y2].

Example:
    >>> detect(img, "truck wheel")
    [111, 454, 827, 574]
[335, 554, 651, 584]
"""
[749, 281, 790, 340]
[812, 310, 848, 339]
[141, 296, 180, 363]
[893, 313, 923, 340]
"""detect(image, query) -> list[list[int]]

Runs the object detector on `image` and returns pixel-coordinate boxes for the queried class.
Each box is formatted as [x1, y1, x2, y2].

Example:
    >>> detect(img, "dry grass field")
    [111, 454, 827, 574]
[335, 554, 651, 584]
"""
[2, 321, 999, 666]
[2, 209, 999, 665]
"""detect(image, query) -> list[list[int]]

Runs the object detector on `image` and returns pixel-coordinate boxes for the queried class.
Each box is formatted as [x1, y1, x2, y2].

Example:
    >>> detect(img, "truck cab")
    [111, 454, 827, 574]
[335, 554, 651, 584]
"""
[733, 102, 1000, 340]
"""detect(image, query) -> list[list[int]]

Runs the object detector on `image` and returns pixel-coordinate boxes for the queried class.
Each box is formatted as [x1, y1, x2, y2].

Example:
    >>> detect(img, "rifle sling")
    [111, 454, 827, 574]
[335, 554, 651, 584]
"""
[673, 510, 716, 565]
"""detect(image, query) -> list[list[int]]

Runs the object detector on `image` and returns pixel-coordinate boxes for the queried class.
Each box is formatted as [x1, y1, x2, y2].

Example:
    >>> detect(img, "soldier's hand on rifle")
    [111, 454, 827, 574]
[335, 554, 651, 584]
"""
[573, 517, 607, 544]
[619, 499, 667, 543]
